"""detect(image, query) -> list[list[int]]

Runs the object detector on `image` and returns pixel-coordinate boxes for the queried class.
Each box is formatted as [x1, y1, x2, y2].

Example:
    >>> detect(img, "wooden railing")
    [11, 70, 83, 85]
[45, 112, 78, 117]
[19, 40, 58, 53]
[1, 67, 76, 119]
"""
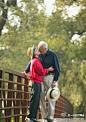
[0, 66, 73, 122]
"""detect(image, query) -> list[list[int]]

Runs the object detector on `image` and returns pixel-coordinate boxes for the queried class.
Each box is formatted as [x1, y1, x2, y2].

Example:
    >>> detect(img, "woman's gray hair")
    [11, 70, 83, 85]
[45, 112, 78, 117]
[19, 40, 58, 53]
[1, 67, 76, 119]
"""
[38, 41, 48, 49]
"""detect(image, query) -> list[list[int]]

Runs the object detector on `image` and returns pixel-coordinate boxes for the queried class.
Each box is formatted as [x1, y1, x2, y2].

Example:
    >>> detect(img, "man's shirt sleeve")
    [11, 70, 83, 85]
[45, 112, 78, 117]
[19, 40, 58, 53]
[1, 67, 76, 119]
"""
[53, 53, 60, 81]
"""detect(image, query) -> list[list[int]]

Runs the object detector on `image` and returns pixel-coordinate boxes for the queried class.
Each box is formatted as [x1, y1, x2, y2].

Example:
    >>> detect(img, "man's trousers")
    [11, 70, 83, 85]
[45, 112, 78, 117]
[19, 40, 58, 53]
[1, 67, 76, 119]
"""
[40, 75, 55, 119]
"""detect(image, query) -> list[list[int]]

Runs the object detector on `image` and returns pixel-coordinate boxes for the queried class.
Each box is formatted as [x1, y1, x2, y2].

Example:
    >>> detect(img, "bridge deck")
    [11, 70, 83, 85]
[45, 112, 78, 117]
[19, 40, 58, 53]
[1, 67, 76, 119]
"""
[56, 119, 86, 122]
[38, 118, 86, 122]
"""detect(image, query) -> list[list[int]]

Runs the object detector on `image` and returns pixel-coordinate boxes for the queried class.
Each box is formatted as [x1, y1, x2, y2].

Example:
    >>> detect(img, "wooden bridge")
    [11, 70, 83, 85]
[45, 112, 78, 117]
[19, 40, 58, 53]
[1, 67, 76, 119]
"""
[0, 66, 81, 122]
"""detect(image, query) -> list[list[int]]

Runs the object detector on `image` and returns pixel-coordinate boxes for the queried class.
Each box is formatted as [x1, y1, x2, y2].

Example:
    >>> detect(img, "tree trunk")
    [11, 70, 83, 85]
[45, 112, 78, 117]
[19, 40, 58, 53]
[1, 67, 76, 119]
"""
[0, 8, 8, 36]
[0, 0, 17, 36]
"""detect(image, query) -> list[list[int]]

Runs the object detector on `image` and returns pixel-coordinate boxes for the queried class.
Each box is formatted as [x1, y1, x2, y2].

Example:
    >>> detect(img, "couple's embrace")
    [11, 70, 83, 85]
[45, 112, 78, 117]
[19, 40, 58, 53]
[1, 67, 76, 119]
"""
[22, 41, 60, 122]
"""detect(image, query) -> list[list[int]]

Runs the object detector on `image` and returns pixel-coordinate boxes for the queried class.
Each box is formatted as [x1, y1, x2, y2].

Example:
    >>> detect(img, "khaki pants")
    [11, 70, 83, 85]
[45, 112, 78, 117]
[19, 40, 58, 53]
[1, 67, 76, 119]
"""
[40, 75, 55, 119]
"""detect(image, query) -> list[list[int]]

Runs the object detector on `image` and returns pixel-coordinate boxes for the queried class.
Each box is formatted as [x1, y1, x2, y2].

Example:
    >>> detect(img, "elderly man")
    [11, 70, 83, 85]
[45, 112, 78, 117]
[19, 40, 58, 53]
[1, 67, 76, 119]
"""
[38, 41, 60, 122]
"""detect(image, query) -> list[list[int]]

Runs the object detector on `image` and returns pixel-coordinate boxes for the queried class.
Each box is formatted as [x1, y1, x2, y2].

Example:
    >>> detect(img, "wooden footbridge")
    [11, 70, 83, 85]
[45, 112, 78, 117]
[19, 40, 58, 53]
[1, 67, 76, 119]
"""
[0, 67, 85, 122]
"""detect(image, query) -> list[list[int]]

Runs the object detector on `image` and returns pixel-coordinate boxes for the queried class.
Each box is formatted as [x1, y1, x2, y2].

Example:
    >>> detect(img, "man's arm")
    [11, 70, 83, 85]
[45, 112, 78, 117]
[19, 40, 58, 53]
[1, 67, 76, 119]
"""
[52, 53, 60, 88]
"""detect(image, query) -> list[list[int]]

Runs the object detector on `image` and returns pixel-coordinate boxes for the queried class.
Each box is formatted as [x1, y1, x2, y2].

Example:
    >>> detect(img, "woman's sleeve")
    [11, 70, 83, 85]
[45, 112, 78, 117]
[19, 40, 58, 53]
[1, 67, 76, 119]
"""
[24, 62, 31, 73]
[35, 60, 49, 76]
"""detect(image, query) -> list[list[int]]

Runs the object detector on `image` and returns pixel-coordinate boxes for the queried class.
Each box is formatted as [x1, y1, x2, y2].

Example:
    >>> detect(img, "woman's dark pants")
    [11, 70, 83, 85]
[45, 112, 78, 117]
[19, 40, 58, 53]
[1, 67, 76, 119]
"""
[27, 82, 41, 119]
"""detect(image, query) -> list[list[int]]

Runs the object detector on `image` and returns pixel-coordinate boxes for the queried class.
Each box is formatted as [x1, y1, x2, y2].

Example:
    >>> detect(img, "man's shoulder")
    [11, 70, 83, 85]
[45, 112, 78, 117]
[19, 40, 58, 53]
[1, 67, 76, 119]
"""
[48, 49, 56, 55]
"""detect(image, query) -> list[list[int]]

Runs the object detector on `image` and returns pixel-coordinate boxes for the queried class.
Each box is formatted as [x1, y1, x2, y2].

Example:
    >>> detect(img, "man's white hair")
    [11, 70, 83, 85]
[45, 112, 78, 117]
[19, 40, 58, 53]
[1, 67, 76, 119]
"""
[38, 41, 48, 49]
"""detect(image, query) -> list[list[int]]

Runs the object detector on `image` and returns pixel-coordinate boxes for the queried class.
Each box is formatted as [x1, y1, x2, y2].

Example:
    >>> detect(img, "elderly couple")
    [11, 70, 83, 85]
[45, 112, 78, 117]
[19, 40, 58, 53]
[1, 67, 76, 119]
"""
[22, 41, 60, 122]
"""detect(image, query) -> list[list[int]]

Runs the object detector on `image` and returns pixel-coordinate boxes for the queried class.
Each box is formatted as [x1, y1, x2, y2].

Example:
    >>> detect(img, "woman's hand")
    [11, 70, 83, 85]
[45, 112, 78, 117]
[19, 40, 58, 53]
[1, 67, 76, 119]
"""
[22, 72, 27, 77]
[49, 66, 54, 71]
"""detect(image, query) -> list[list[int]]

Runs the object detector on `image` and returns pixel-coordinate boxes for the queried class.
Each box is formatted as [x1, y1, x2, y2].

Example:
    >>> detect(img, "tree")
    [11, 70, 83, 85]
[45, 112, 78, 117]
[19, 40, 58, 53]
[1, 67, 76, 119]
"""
[0, 0, 48, 71]
[0, 0, 17, 36]
[0, 0, 86, 117]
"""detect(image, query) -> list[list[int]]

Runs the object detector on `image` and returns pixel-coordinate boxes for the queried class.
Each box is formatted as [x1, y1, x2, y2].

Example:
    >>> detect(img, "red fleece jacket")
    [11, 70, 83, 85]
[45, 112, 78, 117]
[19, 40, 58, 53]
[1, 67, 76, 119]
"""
[29, 57, 49, 83]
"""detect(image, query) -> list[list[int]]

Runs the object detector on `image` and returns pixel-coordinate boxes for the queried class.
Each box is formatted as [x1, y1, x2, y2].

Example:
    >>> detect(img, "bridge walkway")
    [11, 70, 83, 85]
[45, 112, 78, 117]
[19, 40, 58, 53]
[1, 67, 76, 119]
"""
[38, 118, 86, 122]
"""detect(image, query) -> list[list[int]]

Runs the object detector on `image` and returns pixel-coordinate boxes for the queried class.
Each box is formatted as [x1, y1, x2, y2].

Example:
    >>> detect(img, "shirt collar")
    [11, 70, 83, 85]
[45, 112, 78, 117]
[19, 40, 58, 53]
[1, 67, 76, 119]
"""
[39, 49, 50, 57]
[45, 49, 50, 55]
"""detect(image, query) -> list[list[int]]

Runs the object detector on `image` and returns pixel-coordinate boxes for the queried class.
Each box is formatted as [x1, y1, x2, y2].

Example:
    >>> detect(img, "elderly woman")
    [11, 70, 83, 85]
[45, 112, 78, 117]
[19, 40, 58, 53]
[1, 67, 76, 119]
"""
[22, 46, 54, 122]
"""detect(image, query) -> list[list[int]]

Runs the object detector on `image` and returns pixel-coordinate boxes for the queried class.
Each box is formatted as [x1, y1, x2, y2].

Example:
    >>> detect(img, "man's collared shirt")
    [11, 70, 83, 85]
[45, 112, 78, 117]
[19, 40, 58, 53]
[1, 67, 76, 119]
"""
[39, 49, 60, 81]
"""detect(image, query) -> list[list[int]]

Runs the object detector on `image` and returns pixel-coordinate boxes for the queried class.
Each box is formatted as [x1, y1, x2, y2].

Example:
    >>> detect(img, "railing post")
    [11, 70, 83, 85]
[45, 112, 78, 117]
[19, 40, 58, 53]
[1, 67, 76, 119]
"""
[14, 76, 22, 122]
[0, 69, 5, 122]
[22, 78, 29, 122]
[0, 70, 2, 121]
[6, 73, 14, 122]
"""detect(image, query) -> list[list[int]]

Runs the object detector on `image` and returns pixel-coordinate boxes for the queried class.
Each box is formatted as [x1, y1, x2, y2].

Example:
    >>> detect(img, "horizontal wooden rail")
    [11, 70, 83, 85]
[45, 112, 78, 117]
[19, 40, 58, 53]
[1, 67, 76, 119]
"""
[0, 66, 73, 122]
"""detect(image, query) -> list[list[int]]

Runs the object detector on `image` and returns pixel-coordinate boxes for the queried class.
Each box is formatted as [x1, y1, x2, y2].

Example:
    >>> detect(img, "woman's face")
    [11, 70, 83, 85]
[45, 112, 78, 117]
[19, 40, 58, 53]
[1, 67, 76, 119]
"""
[34, 48, 40, 56]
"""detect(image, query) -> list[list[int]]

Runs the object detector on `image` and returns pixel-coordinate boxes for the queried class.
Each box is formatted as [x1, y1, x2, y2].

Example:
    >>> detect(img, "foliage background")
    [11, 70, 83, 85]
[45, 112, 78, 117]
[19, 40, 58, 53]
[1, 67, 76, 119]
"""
[0, 0, 86, 118]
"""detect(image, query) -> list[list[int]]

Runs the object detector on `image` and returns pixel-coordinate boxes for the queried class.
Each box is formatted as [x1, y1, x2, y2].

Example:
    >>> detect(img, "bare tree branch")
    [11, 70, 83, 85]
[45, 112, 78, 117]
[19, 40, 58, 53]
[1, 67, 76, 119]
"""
[0, 35, 7, 42]
[0, 41, 17, 60]
[72, 30, 85, 37]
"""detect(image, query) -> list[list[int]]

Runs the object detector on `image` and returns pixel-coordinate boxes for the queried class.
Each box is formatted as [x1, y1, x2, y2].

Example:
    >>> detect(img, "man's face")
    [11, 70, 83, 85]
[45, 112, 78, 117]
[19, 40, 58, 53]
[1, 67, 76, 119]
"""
[38, 45, 47, 55]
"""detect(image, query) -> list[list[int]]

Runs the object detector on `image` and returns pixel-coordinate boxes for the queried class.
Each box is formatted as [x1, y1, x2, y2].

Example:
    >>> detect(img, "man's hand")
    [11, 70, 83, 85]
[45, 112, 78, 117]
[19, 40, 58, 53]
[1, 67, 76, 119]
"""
[51, 81, 58, 88]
